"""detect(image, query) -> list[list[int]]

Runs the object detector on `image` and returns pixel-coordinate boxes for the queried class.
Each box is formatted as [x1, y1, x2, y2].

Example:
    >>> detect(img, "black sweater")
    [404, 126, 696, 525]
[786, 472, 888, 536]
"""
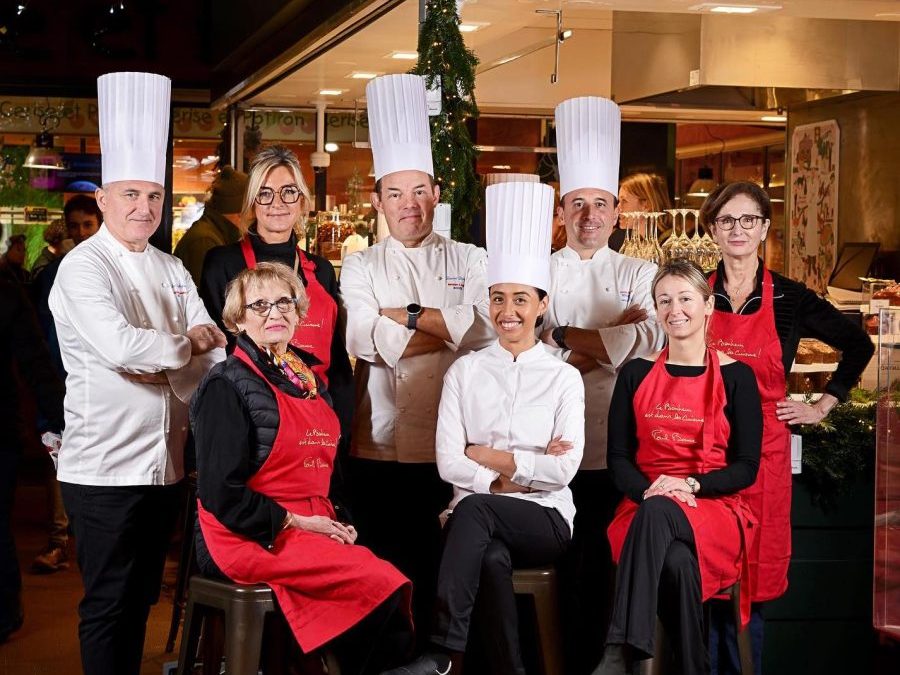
[607, 358, 762, 504]
[710, 260, 874, 401]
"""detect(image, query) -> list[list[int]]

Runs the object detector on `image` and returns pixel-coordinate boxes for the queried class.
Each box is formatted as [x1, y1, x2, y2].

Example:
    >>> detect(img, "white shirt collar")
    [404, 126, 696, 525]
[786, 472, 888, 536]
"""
[559, 244, 610, 262]
[486, 338, 547, 364]
[384, 230, 441, 250]
[95, 223, 154, 256]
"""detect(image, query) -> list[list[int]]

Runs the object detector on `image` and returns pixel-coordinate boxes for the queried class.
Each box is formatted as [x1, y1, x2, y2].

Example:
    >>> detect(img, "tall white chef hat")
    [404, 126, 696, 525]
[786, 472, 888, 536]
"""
[486, 182, 554, 292]
[483, 173, 540, 186]
[366, 74, 434, 181]
[555, 96, 620, 198]
[98, 72, 171, 186]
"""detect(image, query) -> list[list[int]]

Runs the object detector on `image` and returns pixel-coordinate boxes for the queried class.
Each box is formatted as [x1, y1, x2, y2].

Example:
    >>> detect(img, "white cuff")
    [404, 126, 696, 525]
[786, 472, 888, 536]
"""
[373, 315, 414, 368]
[473, 465, 500, 494]
[511, 450, 535, 487]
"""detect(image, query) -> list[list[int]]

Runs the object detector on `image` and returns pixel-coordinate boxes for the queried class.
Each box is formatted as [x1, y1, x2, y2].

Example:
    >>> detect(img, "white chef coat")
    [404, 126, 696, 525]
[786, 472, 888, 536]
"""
[341, 231, 495, 463]
[544, 245, 665, 470]
[49, 225, 225, 486]
[436, 340, 585, 532]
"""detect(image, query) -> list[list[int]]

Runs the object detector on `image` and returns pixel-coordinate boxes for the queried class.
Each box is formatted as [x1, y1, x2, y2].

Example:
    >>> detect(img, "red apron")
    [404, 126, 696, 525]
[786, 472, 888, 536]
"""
[197, 346, 410, 652]
[708, 267, 791, 602]
[241, 237, 337, 385]
[607, 348, 756, 625]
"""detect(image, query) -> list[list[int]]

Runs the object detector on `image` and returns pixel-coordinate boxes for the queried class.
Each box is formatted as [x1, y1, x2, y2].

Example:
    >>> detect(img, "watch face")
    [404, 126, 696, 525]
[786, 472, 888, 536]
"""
[407, 303, 422, 315]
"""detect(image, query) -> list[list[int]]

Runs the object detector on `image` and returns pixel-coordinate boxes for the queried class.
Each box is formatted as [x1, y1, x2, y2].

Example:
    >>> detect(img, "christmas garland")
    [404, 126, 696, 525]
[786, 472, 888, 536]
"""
[796, 389, 878, 512]
[413, 0, 480, 242]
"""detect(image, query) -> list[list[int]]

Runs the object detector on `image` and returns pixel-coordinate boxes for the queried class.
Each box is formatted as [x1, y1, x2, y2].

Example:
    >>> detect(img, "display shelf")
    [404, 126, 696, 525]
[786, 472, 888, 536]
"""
[791, 362, 839, 373]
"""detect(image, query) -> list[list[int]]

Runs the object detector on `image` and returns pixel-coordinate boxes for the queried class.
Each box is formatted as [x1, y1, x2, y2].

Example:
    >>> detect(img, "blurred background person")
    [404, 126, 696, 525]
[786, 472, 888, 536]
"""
[174, 165, 247, 285]
[31, 219, 71, 278]
[341, 222, 370, 262]
[0, 235, 30, 285]
[611, 173, 672, 253]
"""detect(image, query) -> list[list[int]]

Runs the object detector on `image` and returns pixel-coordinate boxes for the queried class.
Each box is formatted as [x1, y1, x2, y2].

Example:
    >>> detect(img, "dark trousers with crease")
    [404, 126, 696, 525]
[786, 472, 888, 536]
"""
[61, 482, 181, 675]
[431, 494, 570, 675]
[607, 496, 707, 675]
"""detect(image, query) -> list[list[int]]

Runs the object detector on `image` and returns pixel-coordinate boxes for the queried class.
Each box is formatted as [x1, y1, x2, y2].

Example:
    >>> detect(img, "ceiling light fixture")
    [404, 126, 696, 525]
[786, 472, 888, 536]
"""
[23, 131, 65, 170]
[492, 165, 512, 170]
[760, 114, 787, 122]
[689, 3, 781, 14]
[348, 72, 379, 80]
[686, 166, 717, 197]
[324, 142, 339, 152]
[389, 51, 418, 60]
[317, 89, 345, 96]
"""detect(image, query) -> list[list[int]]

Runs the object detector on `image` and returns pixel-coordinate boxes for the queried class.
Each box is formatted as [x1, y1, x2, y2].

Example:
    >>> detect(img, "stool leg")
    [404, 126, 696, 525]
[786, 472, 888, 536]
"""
[531, 583, 564, 675]
[176, 596, 204, 675]
[730, 588, 754, 675]
[223, 601, 268, 675]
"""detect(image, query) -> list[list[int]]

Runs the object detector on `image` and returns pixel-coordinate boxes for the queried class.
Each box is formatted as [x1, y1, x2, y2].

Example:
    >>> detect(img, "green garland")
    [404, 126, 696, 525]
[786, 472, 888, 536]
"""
[412, 0, 480, 242]
[796, 390, 877, 512]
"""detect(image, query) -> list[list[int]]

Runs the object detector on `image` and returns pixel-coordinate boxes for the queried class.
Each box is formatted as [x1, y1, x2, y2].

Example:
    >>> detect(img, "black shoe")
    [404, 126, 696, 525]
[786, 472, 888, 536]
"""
[380, 652, 452, 675]
[0, 595, 24, 644]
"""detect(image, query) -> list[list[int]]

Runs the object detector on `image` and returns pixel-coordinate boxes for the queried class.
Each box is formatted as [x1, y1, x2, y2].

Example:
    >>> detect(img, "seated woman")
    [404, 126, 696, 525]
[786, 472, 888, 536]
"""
[594, 260, 762, 675]
[386, 182, 584, 675]
[191, 262, 410, 674]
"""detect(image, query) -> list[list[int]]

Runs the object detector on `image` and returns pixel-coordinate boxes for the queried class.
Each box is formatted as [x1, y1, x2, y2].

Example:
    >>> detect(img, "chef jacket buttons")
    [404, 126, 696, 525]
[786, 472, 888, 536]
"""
[399, 406, 407, 413]
[437, 275, 443, 281]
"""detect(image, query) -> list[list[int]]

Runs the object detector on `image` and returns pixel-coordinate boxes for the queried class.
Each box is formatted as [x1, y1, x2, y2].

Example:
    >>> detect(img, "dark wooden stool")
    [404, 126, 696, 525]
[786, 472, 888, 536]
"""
[640, 581, 753, 675]
[512, 567, 565, 675]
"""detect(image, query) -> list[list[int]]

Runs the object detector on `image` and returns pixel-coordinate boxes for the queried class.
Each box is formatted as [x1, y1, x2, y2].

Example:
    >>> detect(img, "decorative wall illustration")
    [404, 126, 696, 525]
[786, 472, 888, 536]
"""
[789, 120, 839, 292]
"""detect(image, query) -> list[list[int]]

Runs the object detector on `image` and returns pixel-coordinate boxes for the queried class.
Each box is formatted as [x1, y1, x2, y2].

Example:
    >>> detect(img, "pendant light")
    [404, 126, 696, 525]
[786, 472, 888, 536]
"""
[23, 130, 65, 170]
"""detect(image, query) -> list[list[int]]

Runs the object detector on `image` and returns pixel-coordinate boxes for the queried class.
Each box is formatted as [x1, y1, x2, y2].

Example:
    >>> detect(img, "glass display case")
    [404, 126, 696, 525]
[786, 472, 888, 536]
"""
[874, 307, 900, 639]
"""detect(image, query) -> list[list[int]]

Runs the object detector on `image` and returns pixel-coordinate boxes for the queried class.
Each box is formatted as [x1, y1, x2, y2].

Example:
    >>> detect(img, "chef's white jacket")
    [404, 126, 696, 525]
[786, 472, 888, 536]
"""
[49, 225, 225, 486]
[544, 245, 665, 470]
[436, 340, 585, 532]
[341, 231, 495, 463]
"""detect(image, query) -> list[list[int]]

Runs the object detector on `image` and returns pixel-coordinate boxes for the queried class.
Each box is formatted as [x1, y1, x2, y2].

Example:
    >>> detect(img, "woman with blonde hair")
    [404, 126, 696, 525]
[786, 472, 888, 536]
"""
[200, 146, 355, 514]
[593, 259, 761, 675]
[610, 173, 672, 252]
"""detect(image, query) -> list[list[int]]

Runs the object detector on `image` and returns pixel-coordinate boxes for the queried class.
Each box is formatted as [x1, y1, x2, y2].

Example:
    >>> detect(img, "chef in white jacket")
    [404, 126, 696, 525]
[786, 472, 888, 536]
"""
[385, 181, 584, 675]
[540, 96, 665, 673]
[49, 72, 225, 675]
[341, 73, 494, 638]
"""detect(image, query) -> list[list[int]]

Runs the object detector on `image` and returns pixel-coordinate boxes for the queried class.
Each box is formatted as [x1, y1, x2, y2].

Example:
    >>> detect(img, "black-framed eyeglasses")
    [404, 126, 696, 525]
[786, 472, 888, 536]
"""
[255, 185, 302, 206]
[245, 297, 298, 316]
[712, 214, 766, 231]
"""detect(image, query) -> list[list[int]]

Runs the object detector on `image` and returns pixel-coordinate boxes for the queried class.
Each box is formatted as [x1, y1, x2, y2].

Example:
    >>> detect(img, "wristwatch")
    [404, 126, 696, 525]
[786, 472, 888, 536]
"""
[685, 476, 700, 494]
[406, 303, 423, 330]
[552, 325, 569, 350]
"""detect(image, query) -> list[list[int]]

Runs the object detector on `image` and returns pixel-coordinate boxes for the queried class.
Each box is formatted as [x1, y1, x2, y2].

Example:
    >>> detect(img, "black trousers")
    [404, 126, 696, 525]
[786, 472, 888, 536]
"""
[564, 469, 622, 674]
[0, 434, 21, 631]
[61, 482, 181, 675]
[607, 496, 707, 675]
[431, 494, 570, 675]
[347, 457, 451, 648]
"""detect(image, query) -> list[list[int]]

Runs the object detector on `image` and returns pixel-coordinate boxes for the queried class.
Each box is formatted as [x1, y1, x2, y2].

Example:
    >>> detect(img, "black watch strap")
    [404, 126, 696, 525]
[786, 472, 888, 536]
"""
[552, 326, 569, 350]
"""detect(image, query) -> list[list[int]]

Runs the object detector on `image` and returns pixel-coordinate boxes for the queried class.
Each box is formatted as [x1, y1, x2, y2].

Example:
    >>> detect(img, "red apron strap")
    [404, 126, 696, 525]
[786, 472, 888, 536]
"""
[240, 237, 257, 269]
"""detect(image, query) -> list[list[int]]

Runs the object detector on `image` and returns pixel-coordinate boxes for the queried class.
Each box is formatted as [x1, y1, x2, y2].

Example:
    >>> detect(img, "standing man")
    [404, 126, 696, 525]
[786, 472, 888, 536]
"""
[49, 72, 226, 675]
[341, 74, 494, 637]
[541, 96, 665, 673]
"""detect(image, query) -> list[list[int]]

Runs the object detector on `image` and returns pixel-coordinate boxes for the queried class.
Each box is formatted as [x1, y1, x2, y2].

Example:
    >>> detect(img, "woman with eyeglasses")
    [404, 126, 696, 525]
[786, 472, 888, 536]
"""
[192, 262, 412, 673]
[701, 181, 873, 674]
[201, 145, 355, 519]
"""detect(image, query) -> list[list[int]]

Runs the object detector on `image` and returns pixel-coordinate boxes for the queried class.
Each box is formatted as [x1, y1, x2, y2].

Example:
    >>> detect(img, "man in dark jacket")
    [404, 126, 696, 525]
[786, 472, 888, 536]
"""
[174, 165, 248, 285]
[0, 279, 65, 643]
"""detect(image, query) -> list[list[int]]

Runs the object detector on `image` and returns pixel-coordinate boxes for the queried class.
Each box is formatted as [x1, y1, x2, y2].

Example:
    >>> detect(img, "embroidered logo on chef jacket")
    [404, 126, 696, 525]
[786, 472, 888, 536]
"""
[618, 289, 633, 305]
[447, 275, 466, 291]
[161, 281, 190, 296]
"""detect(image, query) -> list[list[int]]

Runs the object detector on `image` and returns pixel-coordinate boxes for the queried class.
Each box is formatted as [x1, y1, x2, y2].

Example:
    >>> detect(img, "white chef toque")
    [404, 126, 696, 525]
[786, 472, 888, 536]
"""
[555, 96, 620, 198]
[98, 72, 171, 186]
[483, 173, 540, 186]
[486, 182, 554, 292]
[366, 74, 434, 181]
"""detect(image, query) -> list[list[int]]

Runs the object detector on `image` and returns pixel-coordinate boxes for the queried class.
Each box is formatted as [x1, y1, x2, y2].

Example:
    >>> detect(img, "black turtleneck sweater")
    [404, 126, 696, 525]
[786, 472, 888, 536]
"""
[709, 259, 874, 402]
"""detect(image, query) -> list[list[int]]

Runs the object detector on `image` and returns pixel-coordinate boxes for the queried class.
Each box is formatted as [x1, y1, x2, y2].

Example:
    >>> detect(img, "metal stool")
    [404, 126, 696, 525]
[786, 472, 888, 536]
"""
[512, 567, 564, 675]
[176, 576, 276, 675]
[166, 471, 198, 653]
[641, 581, 753, 675]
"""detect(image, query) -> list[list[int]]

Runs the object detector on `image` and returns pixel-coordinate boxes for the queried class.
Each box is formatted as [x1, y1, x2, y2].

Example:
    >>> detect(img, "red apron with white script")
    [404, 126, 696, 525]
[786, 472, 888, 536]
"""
[708, 267, 790, 602]
[197, 346, 410, 652]
[241, 237, 337, 385]
[607, 348, 756, 625]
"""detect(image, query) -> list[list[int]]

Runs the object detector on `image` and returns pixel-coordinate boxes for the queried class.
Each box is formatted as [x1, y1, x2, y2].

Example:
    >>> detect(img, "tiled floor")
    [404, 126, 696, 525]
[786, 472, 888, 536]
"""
[2, 483, 181, 675]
